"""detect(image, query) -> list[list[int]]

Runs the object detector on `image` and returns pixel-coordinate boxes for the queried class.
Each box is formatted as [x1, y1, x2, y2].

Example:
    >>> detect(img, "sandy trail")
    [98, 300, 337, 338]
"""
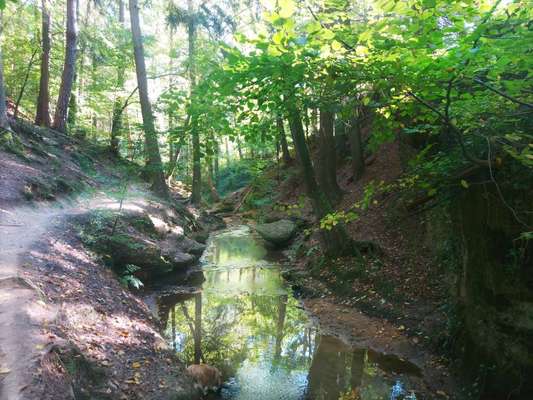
[0, 194, 126, 399]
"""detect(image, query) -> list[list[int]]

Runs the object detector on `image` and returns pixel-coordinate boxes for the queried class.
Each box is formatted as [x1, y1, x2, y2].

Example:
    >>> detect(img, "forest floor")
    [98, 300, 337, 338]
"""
[0, 124, 200, 399]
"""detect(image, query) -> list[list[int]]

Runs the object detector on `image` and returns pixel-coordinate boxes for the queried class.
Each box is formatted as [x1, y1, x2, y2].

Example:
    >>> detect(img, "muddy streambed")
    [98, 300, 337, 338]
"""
[148, 226, 424, 400]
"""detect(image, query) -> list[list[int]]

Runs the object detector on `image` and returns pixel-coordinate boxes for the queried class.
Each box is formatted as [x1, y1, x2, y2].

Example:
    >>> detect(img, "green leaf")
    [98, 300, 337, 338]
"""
[278, 0, 295, 18]
[331, 40, 343, 52]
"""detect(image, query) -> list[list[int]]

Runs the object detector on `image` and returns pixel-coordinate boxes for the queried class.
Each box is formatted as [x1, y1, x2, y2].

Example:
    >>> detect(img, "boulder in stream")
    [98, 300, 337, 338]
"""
[255, 219, 297, 247]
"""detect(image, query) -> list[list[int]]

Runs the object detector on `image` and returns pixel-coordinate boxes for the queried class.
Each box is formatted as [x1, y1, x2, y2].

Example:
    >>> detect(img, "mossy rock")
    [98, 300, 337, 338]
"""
[75, 209, 185, 278]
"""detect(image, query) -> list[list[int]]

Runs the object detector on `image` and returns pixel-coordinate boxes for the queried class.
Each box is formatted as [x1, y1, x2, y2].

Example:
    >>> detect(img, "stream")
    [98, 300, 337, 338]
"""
[152, 226, 423, 400]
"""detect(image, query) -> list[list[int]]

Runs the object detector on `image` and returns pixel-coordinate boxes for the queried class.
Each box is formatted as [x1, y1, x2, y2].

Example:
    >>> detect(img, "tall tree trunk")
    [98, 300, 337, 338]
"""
[35, 0, 51, 127]
[225, 137, 230, 166]
[110, 101, 124, 155]
[194, 292, 202, 364]
[188, 0, 201, 205]
[214, 144, 219, 183]
[348, 112, 365, 181]
[129, 0, 168, 197]
[317, 109, 342, 204]
[110, 0, 126, 155]
[287, 102, 353, 257]
[53, 0, 78, 133]
[277, 117, 292, 164]
[0, 11, 8, 131]
[0, 48, 9, 131]
[236, 136, 243, 159]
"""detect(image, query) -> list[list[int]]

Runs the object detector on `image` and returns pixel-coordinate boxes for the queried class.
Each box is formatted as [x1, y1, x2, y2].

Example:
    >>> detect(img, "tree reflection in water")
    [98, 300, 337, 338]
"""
[158, 226, 422, 400]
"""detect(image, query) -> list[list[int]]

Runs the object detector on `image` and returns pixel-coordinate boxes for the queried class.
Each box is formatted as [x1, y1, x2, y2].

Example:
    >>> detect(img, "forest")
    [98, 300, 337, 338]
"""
[0, 0, 532, 399]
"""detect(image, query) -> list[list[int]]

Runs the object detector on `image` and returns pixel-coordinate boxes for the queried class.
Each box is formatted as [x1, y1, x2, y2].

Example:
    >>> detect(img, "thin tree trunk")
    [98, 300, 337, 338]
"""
[214, 144, 219, 183]
[110, 0, 126, 155]
[53, 0, 78, 133]
[225, 137, 230, 166]
[188, 0, 201, 205]
[317, 109, 342, 204]
[129, 0, 168, 197]
[35, 0, 51, 127]
[348, 113, 365, 181]
[287, 102, 353, 257]
[110, 101, 123, 155]
[0, 47, 9, 131]
[171, 307, 176, 351]
[236, 136, 243, 159]
[14, 48, 38, 119]
[277, 117, 292, 164]
[206, 156, 220, 202]
[0, 10, 8, 131]
[194, 292, 202, 364]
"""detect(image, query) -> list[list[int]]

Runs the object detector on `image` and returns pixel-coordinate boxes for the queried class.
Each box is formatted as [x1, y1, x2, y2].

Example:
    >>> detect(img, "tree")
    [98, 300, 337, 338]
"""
[347, 109, 365, 181]
[110, 0, 127, 155]
[277, 117, 292, 164]
[287, 101, 353, 256]
[52, 0, 78, 133]
[128, 0, 169, 197]
[35, 0, 51, 127]
[0, 5, 10, 131]
[317, 108, 342, 203]
[187, 0, 202, 205]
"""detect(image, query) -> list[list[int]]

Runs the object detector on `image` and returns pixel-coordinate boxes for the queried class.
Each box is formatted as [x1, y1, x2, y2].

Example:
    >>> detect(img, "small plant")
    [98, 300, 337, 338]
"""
[119, 264, 144, 289]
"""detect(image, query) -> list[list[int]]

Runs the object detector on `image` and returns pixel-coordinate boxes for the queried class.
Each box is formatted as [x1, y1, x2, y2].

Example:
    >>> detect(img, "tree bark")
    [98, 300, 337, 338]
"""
[317, 109, 342, 204]
[277, 117, 292, 164]
[287, 102, 353, 257]
[0, 47, 9, 131]
[348, 113, 365, 181]
[110, 0, 126, 155]
[35, 0, 51, 127]
[53, 0, 78, 133]
[129, 0, 168, 197]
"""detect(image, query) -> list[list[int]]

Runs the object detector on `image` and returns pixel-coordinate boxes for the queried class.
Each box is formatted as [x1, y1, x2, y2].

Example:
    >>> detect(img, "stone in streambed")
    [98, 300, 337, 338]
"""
[255, 219, 297, 247]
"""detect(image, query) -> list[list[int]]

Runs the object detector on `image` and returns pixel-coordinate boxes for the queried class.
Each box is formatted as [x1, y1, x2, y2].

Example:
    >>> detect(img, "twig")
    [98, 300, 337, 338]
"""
[406, 91, 489, 167]
[473, 78, 533, 109]
[485, 136, 530, 228]
[306, 6, 356, 52]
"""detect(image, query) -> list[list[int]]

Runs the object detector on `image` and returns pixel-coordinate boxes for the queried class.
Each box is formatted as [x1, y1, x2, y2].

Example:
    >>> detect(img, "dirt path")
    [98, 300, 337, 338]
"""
[0, 194, 118, 399]
[0, 204, 64, 399]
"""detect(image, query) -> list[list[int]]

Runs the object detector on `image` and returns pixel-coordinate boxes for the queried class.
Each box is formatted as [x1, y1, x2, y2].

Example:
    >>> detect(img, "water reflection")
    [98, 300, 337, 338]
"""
[159, 226, 422, 400]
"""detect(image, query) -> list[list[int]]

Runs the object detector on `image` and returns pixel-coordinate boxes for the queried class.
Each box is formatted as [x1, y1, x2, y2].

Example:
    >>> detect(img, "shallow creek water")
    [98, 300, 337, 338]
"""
[154, 226, 423, 400]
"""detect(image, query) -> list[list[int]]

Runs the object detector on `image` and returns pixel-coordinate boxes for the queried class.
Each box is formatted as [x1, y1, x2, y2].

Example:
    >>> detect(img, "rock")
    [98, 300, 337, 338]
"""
[255, 219, 297, 247]
[180, 237, 207, 256]
[191, 231, 209, 244]
[105, 234, 174, 277]
[186, 364, 222, 394]
[171, 251, 196, 268]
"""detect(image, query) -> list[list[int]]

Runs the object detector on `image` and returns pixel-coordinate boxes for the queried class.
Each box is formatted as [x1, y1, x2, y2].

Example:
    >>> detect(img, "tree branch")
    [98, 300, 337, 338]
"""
[473, 78, 533, 109]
